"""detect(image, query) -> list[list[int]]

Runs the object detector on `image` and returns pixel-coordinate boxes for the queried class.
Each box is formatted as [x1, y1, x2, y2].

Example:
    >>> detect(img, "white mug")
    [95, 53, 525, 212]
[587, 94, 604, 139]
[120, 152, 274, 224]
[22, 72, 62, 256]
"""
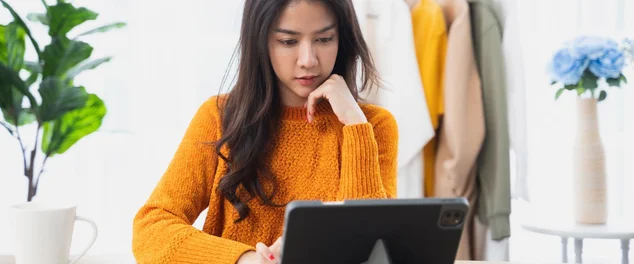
[8, 202, 98, 264]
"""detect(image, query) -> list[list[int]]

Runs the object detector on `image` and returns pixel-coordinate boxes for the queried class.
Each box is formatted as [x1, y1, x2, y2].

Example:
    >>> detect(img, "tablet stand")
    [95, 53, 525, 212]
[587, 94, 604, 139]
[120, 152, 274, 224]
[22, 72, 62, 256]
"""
[361, 239, 393, 264]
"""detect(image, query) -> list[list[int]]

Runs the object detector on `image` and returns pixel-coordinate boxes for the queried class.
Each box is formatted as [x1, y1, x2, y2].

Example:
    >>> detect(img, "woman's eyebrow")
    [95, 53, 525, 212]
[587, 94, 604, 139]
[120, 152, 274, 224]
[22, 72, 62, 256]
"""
[274, 24, 336, 35]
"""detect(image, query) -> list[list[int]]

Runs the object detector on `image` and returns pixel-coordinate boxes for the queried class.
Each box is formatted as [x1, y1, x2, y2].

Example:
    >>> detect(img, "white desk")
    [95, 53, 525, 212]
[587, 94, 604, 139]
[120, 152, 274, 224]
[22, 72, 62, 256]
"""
[522, 219, 634, 264]
[0, 255, 566, 264]
[0, 255, 135, 264]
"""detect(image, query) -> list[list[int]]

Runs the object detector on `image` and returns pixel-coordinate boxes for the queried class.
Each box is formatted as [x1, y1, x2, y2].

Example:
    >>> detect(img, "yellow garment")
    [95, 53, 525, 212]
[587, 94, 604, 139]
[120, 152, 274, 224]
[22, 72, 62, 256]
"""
[412, 0, 448, 197]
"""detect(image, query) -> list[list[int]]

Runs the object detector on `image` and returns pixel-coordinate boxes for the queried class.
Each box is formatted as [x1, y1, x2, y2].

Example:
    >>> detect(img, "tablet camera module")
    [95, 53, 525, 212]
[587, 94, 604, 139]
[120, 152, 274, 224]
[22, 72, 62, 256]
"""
[440, 210, 464, 228]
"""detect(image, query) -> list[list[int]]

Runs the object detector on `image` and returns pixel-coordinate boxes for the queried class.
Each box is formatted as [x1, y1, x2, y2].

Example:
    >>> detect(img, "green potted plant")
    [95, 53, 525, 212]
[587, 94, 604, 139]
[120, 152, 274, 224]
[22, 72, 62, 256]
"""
[0, 0, 125, 202]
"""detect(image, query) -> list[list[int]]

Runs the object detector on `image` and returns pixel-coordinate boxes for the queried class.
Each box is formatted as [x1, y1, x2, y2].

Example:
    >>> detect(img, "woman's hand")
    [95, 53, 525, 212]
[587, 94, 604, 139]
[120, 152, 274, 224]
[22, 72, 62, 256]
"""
[236, 237, 283, 264]
[305, 74, 367, 125]
[268, 237, 283, 260]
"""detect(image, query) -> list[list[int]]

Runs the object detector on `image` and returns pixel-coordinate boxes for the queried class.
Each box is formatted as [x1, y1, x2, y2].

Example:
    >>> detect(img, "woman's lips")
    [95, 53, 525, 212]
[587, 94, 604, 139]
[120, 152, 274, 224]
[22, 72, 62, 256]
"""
[296, 76, 317, 86]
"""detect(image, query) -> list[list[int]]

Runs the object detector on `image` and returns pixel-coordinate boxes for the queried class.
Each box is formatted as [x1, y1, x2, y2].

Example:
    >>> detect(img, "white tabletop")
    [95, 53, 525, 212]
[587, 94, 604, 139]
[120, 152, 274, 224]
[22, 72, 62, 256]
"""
[0, 255, 136, 264]
[516, 202, 634, 240]
[0, 255, 563, 264]
[521, 217, 634, 239]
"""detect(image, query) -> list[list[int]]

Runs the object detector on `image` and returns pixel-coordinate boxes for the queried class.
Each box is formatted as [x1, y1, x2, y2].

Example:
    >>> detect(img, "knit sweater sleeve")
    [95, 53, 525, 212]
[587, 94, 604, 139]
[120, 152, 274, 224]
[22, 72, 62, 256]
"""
[337, 107, 399, 200]
[132, 97, 254, 264]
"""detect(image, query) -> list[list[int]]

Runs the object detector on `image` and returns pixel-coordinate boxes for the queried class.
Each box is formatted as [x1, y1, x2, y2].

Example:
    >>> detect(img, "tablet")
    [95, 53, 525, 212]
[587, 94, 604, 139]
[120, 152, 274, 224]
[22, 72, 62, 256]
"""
[280, 198, 468, 264]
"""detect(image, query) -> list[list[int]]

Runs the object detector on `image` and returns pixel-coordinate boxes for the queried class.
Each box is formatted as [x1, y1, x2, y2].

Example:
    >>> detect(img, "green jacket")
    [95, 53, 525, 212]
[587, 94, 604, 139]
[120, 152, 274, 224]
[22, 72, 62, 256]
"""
[468, 0, 511, 241]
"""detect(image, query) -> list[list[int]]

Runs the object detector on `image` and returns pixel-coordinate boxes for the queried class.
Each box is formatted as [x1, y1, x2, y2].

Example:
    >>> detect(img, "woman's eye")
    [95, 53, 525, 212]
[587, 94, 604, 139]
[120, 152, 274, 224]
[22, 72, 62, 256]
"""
[317, 37, 334, 43]
[280, 39, 298, 46]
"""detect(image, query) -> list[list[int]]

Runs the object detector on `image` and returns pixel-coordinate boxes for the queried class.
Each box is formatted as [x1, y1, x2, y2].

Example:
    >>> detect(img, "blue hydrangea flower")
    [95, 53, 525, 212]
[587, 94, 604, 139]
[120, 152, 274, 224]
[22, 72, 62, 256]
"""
[589, 46, 625, 78]
[549, 47, 590, 85]
[571, 36, 619, 60]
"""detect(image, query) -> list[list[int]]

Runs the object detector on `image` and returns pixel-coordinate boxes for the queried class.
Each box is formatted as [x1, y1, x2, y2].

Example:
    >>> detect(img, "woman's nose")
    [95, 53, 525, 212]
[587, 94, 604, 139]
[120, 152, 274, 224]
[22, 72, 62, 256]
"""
[297, 42, 318, 69]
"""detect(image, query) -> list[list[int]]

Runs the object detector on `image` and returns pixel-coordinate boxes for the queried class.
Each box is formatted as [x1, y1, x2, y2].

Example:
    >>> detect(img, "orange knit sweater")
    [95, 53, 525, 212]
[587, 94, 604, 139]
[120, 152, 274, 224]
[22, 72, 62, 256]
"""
[132, 96, 398, 264]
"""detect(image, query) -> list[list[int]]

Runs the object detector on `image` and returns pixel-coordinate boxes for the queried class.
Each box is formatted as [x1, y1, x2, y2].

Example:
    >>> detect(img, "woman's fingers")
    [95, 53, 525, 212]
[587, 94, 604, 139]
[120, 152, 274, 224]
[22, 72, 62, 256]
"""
[305, 73, 366, 125]
[272, 236, 283, 246]
[306, 86, 328, 123]
[256, 242, 276, 262]
[306, 75, 342, 122]
[269, 237, 283, 260]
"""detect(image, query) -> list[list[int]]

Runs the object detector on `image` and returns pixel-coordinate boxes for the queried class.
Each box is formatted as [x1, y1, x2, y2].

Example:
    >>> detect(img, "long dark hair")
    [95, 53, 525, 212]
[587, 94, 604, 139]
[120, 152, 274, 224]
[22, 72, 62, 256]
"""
[215, 0, 380, 222]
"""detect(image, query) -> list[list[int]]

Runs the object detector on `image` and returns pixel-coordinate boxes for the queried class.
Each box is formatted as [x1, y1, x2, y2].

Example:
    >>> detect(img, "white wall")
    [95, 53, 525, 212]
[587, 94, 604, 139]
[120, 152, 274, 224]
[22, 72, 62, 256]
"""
[0, 0, 245, 255]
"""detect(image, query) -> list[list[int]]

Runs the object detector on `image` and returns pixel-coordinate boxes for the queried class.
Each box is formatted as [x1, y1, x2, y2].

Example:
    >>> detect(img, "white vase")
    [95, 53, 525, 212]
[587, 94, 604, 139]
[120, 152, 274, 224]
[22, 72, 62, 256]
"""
[572, 98, 607, 224]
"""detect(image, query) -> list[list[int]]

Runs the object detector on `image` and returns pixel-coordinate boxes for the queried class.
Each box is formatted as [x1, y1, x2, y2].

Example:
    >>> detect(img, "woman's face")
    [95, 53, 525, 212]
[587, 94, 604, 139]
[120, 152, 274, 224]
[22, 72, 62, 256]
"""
[268, 0, 339, 107]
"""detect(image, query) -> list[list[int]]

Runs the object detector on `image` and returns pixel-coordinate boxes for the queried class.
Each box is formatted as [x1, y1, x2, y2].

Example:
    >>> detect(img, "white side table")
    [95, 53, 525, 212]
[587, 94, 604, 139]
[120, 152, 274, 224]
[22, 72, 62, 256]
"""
[521, 219, 634, 264]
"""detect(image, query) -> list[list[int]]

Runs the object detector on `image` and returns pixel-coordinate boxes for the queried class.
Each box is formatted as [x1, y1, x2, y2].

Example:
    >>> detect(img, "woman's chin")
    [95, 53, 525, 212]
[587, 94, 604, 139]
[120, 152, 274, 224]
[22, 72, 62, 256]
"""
[290, 86, 317, 98]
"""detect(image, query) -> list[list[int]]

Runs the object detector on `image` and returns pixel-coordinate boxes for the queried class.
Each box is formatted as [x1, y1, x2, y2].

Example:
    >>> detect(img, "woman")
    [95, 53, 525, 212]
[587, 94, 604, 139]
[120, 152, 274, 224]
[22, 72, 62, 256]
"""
[132, 0, 398, 263]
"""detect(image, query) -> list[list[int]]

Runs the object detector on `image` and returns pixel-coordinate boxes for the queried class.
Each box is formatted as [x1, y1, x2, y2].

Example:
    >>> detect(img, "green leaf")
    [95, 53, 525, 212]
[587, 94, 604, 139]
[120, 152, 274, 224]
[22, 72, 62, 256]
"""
[564, 84, 577, 90]
[621, 74, 628, 84]
[0, 0, 43, 62]
[2, 108, 36, 126]
[607, 77, 621, 87]
[0, 71, 31, 126]
[48, 3, 98, 37]
[555, 88, 565, 100]
[42, 37, 93, 77]
[42, 93, 106, 156]
[75, 22, 126, 38]
[0, 25, 7, 64]
[0, 64, 37, 112]
[26, 13, 49, 25]
[38, 77, 88, 122]
[0, 65, 24, 103]
[576, 87, 586, 96]
[0, 69, 18, 111]
[582, 72, 599, 89]
[1, 96, 22, 124]
[598, 90, 607, 102]
[42, 120, 53, 154]
[6, 22, 26, 71]
[66, 57, 111, 81]
[551, 80, 557, 85]
[23, 61, 42, 88]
